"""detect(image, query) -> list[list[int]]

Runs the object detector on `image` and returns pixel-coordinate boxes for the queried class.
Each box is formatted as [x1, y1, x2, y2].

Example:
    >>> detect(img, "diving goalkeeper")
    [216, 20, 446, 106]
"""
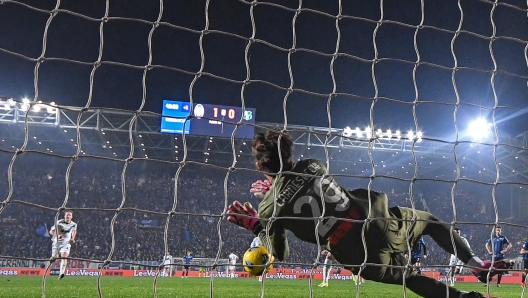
[227, 130, 493, 298]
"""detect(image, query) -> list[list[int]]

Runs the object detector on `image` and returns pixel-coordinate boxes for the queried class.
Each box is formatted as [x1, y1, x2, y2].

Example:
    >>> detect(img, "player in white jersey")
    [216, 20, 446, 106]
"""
[250, 236, 265, 281]
[251, 236, 263, 248]
[448, 228, 470, 286]
[49, 210, 77, 280]
[318, 249, 363, 287]
[227, 252, 239, 278]
[318, 250, 335, 288]
[162, 254, 173, 277]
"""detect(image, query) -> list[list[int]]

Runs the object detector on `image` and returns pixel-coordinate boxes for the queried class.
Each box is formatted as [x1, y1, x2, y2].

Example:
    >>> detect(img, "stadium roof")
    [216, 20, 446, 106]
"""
[0, 105, 527, 186]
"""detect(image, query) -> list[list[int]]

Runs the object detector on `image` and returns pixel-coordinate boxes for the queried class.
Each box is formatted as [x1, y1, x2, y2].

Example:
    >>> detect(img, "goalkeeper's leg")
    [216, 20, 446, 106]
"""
[363, 253, 480, 298]
[402, 208, 483, 269]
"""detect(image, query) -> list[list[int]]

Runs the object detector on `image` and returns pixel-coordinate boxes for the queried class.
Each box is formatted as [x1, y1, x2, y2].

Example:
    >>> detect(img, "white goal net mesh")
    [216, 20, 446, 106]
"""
[0, 0, 527, 297]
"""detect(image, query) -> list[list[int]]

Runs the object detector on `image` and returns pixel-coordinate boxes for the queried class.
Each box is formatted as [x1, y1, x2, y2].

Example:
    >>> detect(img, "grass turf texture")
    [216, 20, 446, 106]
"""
[0, 276, 524, 298]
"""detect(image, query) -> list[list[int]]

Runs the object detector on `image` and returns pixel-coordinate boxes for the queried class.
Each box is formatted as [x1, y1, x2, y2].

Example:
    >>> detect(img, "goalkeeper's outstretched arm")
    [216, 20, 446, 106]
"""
[258, 221, 289, 261]
[227, 200, 289, 261]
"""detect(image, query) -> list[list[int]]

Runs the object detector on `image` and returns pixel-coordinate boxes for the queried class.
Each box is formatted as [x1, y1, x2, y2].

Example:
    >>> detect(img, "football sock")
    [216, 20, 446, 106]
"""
[323, 259, 331, 283]
[60, 259, 67, 275]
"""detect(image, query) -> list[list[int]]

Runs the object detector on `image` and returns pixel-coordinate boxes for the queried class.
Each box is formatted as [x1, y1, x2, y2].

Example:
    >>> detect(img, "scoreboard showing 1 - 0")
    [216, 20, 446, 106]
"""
[160, 100, 256, 139]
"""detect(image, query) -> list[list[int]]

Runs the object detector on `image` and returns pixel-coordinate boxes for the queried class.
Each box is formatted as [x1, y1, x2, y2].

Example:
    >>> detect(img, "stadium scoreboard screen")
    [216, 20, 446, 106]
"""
[160, 100, 256, 139]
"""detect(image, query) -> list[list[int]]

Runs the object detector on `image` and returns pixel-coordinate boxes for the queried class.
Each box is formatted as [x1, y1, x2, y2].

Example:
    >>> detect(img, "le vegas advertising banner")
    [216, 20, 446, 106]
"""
[0, 268, 522, 284]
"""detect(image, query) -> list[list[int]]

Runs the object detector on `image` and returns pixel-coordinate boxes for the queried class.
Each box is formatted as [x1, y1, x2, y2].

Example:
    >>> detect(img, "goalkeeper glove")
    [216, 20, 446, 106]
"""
[227, 201, 263, 235]
[250, 180, 271, 200]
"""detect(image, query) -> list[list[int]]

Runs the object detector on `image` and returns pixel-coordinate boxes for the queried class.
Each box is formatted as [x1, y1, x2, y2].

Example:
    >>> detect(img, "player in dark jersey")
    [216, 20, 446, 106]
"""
[485, 226, 512, 287]
[521, 239, 528, 288]
[406, 237, 427, 275]
[182, 251, 193, 278]
[227, 130, 497, 298]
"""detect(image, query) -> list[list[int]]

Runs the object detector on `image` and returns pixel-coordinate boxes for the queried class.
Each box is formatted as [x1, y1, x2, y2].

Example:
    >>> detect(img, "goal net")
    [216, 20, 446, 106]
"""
[0, 0, 526, 297]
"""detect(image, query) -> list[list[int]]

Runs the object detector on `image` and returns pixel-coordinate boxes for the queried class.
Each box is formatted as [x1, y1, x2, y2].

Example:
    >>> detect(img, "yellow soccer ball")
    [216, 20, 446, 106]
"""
[242, 245, 274, 276]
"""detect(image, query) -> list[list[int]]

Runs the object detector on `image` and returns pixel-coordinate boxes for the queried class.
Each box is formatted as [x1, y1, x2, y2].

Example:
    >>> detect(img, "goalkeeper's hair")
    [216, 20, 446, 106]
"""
[64, 209, 73, 215]
[252, 130, 294, 174]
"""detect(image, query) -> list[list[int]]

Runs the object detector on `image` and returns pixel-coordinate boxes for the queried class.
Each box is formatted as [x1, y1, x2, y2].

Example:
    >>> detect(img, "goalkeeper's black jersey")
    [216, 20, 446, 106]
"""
[257, 159, 391, 261]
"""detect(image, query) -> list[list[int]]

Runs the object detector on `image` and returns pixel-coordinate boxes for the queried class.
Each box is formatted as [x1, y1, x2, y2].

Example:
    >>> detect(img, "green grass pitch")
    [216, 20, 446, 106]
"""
[0, 276, 524, 298]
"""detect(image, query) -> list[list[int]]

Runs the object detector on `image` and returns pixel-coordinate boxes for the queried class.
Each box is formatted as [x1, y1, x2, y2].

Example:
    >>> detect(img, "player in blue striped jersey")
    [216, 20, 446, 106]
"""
[182, 251, 193, 278]
[410, 237, 427, 275]
[485, 226, 512, 287]
[520, 238, 528, 288]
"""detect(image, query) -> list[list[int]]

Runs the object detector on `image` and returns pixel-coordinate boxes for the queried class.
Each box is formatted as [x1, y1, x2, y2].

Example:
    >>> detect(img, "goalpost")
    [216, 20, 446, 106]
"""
[0, 0, 527, 297]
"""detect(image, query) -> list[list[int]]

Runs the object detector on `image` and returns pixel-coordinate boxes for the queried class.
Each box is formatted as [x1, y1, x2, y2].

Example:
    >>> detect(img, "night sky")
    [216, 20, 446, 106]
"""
[0, 0, 526, 140]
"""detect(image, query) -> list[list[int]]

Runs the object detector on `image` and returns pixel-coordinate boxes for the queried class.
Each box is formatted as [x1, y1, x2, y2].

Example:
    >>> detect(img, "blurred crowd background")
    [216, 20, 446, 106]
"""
[0, 157, 526, 272]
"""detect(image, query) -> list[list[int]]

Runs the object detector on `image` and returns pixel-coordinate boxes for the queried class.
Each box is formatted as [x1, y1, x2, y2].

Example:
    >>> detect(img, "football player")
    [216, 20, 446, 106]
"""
[520, 238, 528, 288]
[227, 251, 238, 278]
[228, 130, 495, 298]
[447, 228, 471, 286]
[49, 210, 77, 279]
[162, 254, 173, 277]
[319, 249, 335, 288]
[406, 237, 427, 275]
[182, 251, 193, 278]
[485, 226, 512, 287]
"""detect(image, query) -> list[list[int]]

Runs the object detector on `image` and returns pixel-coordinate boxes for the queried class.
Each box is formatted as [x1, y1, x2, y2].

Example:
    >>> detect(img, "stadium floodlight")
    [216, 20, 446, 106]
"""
[395, 130, 401, 139]
[18, 97, 30, 111]
[343, 126, 420, 141]
[1, 98, 13, 110]
[406, 130, 414, 140]
[355, 127, 362, 138]
[342, 126, 353, 137]
[366, 126, 372, 139]
[416, 131, 423, 142]
[468, 118, 491, 141]
[47, 102, 57, 114]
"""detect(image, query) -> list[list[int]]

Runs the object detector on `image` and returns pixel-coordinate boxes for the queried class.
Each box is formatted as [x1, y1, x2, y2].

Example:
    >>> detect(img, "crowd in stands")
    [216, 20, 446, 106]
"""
[0, 156, 526, 272]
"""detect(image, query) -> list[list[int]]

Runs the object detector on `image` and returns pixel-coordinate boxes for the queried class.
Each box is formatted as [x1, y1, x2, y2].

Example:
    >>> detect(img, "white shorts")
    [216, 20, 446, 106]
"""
[449, 255, 463, 269]
[228, 265, 236, 271]
[52, 242, 71, 256]
[324, 259, 335, 266]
